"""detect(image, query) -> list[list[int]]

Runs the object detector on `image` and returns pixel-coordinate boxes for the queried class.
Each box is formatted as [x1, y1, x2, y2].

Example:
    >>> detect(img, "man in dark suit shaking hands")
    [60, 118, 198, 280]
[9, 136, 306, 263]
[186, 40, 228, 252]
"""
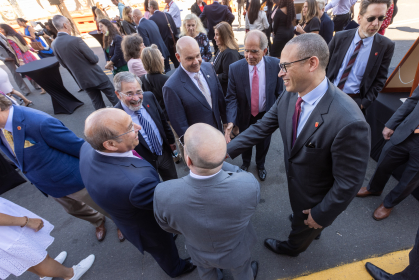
[227, 34, 371, 257]
[225, 30, 283, 181]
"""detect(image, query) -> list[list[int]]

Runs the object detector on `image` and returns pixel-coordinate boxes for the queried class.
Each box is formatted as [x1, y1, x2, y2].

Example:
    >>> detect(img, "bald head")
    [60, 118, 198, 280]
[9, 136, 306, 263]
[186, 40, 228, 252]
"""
[132, 9, 143, 24]
[176, 36, 199, 56]
[175, 36, 202, 72]
[184, 123, 226, 170]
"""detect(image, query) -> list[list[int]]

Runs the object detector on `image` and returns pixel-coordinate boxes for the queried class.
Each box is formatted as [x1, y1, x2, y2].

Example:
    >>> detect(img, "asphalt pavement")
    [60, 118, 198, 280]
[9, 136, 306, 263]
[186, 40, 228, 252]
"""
[3, 1, 419, 279]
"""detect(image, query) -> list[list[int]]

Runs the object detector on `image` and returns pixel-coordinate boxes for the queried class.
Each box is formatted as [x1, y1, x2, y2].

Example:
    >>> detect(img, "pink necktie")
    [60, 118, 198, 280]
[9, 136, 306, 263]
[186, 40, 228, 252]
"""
[251, 65, 259, 117]
[132, 150, 142, 159]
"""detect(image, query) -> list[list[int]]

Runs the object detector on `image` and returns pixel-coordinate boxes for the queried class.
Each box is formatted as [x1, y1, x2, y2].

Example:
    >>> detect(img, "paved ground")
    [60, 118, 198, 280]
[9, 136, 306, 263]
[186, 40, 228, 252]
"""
[3, 1, 419, 279]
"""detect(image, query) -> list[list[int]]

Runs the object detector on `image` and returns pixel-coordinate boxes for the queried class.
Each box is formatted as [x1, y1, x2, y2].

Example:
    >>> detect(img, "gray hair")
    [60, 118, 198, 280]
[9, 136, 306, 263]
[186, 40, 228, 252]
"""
[316, 0, 325, 10]
[113, 72, 142, 92]
[285, 33, 329, 70]
[244, 30, 268, 50]
[359, 0, 391, 16]
[52, 15, 68, 31]
[0, 94, 12, 111]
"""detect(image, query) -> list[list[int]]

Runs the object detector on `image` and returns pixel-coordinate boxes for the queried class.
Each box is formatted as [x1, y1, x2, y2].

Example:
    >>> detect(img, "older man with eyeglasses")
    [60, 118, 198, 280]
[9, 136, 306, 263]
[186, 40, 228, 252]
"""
[113, 72, 177, 181]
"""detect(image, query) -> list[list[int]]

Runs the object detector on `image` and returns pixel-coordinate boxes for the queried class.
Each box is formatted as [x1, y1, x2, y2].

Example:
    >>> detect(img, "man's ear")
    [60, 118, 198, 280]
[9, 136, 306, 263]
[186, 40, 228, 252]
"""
[103, 140, 118, 151]
[175, 53, 181, 62]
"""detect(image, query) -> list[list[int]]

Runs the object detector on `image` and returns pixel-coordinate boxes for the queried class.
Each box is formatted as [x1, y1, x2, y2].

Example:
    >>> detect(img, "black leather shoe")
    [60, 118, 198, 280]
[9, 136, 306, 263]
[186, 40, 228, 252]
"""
[251, 261, 258, 279]
[365, 262, 392, 280]
[314, 232, 321, 240]
[179, 257, 196, 276]
[264, 238, 299, 257]
[258, 169, 267, 181]
[240, 165, 249, 171]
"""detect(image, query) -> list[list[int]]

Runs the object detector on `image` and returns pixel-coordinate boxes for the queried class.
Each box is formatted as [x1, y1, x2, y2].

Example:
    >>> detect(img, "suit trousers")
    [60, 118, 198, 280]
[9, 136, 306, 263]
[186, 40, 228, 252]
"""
[390, 225, 419, 280]
[197, 257, 253, 280]
[164, 44, 180, 73]
[156, 147, 178, 181]
[85, 79, 119, 110]
[4, 61, 30, 94]
[53, 188, 107, 227]
[333, 13, 350, 32]
[285, 213, 324, 254]
[242, 111, 272, 169]
[368, 133, 419, 208]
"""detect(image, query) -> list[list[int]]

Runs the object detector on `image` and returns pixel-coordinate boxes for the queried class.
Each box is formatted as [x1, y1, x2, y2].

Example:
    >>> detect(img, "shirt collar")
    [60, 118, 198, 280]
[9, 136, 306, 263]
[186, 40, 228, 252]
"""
[299, 77, 328, 105]
[4, 105, 14, 132]
[189, 169, 221, 179]
[95, 149, 137, 158]
[248, 57, 265, 73]
[354, 28, 374, 47]
[121, 101, 143, 114]
[181, 64, 201, 79]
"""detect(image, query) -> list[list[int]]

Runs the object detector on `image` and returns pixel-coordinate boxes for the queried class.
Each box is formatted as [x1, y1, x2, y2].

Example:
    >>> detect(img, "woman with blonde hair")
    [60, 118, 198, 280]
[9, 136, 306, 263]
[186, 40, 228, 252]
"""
[295, 0, 320, 34]
[122, 34, 146, 78]
[121, 6, 136, 35]
[213, 21, 241, 95]
[180, 14, 212, 62]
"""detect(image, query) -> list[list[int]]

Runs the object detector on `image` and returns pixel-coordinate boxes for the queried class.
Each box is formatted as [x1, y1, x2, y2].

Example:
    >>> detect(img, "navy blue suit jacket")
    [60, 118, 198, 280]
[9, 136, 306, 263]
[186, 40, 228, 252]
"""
[107, 35, 127, 69]
[0, 106, 85, 198]
[149, 11, 178, 47]
[163, 62, 227, 137]
[199, 2, 235, 40]
[226, 57, 283, 132]
[319, 13, 334, 45]
[137, 18, 170, 59]
[79, 143, 169, 253]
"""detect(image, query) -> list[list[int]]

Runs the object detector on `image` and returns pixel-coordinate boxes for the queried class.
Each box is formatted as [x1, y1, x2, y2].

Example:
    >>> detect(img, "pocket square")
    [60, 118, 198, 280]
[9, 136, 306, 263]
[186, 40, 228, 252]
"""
[24, 140, 35, 148]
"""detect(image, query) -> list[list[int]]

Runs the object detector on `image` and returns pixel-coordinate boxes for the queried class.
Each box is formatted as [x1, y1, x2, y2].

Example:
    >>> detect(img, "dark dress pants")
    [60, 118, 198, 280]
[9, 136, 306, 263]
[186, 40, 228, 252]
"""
[333, 13, 350, 32]
[85, 79, 119, 110]
[242, 111, 272, 169]
[391, 225, 419, 279]
[156, 147, 178, 181]
[285, 213, 324, 254]
[368, 133, 419, 208]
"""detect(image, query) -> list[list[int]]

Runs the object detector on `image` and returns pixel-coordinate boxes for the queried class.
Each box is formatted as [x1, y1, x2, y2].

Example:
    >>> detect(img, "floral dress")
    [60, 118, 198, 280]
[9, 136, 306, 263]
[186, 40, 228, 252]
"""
[195, 32, 212, 62]
[378, 4, 394, 36]
[7, 39, 38, 81]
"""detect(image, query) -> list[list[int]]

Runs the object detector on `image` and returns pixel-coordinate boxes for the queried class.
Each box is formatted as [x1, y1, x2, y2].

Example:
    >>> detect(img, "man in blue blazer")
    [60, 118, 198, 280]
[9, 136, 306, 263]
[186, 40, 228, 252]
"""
[163, 37, 227, 159]
[0, 95, 108, 241]
[80, 108, 196, 278]
[225, 30, 283, 181]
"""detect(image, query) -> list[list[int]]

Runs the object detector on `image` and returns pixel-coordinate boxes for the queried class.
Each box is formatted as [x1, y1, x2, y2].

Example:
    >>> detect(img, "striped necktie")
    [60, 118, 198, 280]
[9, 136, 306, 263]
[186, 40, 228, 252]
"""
[2, 129, 15, 155]
[135, 110, 162, 156]
[337, 40, 363, 91]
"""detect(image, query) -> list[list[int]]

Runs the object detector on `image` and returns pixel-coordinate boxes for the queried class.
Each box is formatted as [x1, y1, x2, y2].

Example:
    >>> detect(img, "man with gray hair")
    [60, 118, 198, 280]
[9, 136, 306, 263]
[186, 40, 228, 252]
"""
[316, 0, 334, 44]
[225, 30, 283, 181]
[227, 33, 371, 256]
[154, 123, 260, 280]
[51, 15, 119, 110]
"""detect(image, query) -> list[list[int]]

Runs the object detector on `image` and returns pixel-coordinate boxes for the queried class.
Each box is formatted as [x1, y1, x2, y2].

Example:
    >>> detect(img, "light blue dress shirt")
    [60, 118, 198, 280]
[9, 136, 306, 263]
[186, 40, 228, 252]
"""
[0, 105, 15, 157]
[297, 77, 329, 137]
[333, 29, 374, 94]
[121, 102, 163, 152]
[118, 2, 125, 18]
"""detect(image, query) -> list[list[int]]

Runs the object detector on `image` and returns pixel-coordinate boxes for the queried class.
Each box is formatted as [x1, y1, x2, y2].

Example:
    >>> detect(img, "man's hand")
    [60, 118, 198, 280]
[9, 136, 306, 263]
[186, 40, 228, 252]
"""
[26, 218, 44, 232]
[360, 104, 364, 109]
[302, 209, 323, 229]
[296, 24, 304, 34]
[169, 144, 176, 151]
[224, 122, 234, 143]
[382, 127, 394, 140]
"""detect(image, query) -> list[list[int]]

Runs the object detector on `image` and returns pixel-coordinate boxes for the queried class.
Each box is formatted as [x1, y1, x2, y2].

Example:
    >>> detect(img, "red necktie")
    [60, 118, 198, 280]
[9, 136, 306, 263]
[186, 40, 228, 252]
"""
[337, 40, 363, 91]
[292, 97, 304, 147]
[132, 150, 142, 159]
[251, 65, 259, 117]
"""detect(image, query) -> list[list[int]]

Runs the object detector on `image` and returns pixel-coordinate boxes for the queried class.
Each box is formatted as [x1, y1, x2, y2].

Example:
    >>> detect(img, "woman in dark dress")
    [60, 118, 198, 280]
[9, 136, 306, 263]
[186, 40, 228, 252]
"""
[270, 0, 296, 58]
[191, 0, 207, 28]
[213, 22, 242, 96]
[121, 6, 137, 35]
[296, 0, 320, 35]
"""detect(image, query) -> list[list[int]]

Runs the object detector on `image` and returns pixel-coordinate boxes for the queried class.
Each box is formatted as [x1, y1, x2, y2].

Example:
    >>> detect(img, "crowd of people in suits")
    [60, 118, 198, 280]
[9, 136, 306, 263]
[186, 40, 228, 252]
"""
[0, 0, 418, 280]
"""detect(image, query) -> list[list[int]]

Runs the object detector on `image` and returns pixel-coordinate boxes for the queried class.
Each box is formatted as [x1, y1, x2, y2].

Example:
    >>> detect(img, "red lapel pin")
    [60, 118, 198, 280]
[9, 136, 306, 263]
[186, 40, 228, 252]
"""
[17, 126, 21, 130]
[375, 52, 378, 56]
[315, 122, 319, 128]
[147, 104, 150, 108]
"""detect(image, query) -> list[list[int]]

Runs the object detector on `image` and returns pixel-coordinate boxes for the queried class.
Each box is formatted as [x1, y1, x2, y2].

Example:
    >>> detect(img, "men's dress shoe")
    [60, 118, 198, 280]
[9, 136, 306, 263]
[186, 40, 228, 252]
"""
[178, 257, 196, 276]
[40, 251, 68, 280]
[69, 254, 95, 280]
[288, 214, 321, 239]
[373, 203, 393, 221]
[95, 219, 106, 242]
[365, 262, 392, 280]
[357, 187, 382, 197]
[240, 165, 249, 171]
[251, 261, 258, 279]
[258, 169, 267, 181]
[117, 228, 125, 242]
[264, 239, 299, 257]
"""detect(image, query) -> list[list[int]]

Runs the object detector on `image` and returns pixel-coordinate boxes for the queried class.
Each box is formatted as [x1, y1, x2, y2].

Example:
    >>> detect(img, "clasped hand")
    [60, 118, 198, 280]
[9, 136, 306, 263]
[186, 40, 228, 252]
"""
[302, 209, 322, 229]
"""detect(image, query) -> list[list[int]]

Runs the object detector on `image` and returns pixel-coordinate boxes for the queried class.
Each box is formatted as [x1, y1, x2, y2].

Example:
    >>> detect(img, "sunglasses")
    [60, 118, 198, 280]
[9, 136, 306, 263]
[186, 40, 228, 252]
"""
[365, 15, 387, 22]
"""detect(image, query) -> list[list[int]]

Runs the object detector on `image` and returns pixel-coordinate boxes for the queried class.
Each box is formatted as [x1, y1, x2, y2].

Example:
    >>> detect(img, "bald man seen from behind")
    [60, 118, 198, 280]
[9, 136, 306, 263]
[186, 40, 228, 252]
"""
[79, 108, 196, 278]
[154, 123, 260, 280]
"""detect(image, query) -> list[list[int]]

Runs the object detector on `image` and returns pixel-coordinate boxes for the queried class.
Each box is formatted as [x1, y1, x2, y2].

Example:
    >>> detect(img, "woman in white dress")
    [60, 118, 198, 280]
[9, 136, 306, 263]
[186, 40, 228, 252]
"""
[0, 197, 95, 280]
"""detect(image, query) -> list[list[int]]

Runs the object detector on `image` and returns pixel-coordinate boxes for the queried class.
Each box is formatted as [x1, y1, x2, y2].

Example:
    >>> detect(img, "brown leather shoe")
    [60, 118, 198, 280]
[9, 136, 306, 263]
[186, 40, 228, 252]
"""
[117, 228, 125, 242]
[356, 187, 382, 197]
[96, 219, 106, 242]
[373, 203, 393, 221]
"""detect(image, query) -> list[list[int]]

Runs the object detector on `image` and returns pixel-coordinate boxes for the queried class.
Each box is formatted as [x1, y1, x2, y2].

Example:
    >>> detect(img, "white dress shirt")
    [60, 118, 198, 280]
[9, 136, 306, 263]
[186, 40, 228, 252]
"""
[297, 77, 329, 137]
[325, 0, 357, 15]
[181, 64, 212, 97]
[248, 58, 266, 112]
[189, 170, 221, 179]
[164, 1, 181, 28]
[333, 29, 374, 94]
[245, 11, 269, 31]
[0, 105, 15, 157]
[95, 150, 139, 159]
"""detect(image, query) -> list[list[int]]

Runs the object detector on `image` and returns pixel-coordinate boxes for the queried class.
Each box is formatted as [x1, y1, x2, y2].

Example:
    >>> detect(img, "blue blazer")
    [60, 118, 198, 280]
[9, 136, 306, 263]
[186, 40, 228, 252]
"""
[137, 18, 170, 59]
[107, 35, 127, 69]
[79, 142, 171, 253]
[226, 56, 283, 132]
[319, 13, 334, 45]
[0, 106, 85, 198]
[163, 62, 227, 137]
[199, 2, 235, 40]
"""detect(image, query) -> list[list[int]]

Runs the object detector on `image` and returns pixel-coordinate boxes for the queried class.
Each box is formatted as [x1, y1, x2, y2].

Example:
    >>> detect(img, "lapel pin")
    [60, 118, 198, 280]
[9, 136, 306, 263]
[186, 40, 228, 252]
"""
[17, 126, 21, 130]
[375, 52, 378, 56]
[207, 75, 210, 78]
[147, 104, 150, 108]
[315, 122, 319, 128]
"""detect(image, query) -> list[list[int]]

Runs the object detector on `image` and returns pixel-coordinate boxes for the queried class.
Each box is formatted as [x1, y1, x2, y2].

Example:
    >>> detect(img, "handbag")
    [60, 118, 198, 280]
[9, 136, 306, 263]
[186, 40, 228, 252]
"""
[30, 41, 44, 51]
[163, 12, 177, 53]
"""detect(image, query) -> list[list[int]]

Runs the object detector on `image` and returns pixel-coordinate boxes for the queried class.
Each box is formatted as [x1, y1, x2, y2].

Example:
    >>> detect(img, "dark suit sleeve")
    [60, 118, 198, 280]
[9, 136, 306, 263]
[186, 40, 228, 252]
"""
[39, 118, 85, 158]
[323, 21, 334, 44]
[225, 64, 238, 125]
[151, 93, 175, 144]
[310, 120, 371, 227]
[138, 26, 151, 46]
[361, 41, 395, 109]
[53, 47, 68, 70]
[77, 37, 99, 65]
[129, 169, 160, 211]
[111, 36, 124, 65]
[326, 35, 337, 77]
[163, 85, 189, 137]
[213, 65, 227, 123]
[385, 86, 419, 130]
[225, 9, 235, 24]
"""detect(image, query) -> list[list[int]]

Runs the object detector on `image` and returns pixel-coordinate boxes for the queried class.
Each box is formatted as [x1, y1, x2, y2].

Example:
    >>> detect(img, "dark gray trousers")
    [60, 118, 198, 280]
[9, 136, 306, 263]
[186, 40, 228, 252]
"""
[85, 79, 119, 110]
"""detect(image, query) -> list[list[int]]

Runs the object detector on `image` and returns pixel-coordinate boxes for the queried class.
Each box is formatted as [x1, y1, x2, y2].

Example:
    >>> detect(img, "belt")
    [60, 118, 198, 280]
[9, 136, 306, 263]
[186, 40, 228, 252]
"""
[347, 93, 360, 98]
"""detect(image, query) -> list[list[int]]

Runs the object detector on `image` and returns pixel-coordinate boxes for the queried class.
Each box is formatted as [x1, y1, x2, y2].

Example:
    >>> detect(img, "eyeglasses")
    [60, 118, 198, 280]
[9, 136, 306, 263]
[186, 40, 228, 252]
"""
[365, 15, 387, 22]
[118, 90, 143, 98]
[109, 125, 135, 139]
[179, 135, 184, 147]
[279, 57, 311, 73]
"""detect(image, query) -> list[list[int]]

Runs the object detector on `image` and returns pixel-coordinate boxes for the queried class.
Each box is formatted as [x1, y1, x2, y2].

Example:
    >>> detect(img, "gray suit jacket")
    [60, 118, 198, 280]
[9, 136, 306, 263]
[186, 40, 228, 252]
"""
[154, 162, 260, 269]
[52, 33, 109, 89]
[385, 85, 419, 145]
[228, 79, 371, 227]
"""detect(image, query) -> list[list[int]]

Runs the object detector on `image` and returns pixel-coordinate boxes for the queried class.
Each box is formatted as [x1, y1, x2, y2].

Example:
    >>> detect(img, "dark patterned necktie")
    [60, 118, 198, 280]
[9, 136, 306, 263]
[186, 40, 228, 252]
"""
[292, 97, 304, 147]
[135, 110, 162, 155]
[337, 40, 363, 91]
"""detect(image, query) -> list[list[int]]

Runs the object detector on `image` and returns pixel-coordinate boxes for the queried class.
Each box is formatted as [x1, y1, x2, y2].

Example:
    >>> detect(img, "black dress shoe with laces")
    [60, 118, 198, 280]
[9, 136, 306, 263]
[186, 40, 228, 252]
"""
[258, 169, 267, 181]
[365, 262, 392, 280]
[251, 261, 258, 279]
[179, 257, 196, 276]
[240, 165, 249, 171]
[264, 238, 300, 257]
